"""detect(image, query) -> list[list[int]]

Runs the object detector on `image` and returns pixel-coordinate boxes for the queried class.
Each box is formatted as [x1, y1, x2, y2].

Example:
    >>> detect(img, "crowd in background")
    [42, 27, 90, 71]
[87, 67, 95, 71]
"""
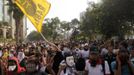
[0, 39, 134, 75]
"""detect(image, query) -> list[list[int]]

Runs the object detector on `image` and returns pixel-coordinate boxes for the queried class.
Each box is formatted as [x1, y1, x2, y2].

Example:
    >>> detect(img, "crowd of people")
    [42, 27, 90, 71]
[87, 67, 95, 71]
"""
[0, 39, 134, 75]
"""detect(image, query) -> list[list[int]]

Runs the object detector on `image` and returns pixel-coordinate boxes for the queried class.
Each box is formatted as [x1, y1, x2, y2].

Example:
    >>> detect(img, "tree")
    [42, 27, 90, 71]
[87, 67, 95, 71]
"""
[70, 18, 80, 28]
[69, 18, 80, 40]
[80, 0, 134, 39]
[27, 17, 62, 41]
[60, 21, 71, 31]
[42, 17, 61, 40]
[99, 0, 134, 39]
[27, 17, 80, 41]
[80, 2, 101, 40]
[7, 0, 24, 44]
[27, 31, 42, 41]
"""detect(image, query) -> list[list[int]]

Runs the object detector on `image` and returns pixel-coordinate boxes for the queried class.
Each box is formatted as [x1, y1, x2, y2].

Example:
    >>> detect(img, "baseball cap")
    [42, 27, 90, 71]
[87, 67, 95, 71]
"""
[90, 46, 99, 54]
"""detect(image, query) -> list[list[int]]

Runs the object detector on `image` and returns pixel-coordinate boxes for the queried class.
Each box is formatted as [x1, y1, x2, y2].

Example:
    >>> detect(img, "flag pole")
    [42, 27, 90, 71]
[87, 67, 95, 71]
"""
[40, 32, 49, 43]
[39, 32, 60, 51]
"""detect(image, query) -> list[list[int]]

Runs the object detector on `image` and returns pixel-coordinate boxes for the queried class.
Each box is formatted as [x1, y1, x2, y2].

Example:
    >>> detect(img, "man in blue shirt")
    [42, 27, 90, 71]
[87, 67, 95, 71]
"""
[111, 49, 134, 75]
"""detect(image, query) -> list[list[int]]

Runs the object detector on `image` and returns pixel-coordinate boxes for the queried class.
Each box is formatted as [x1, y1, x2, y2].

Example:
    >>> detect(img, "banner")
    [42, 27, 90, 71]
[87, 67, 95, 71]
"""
[15, 0, 51, 32]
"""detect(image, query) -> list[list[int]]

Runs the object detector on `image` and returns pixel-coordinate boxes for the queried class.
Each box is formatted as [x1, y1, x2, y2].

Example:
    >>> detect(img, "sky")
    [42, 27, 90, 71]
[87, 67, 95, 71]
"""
[27, 0, 100, 35]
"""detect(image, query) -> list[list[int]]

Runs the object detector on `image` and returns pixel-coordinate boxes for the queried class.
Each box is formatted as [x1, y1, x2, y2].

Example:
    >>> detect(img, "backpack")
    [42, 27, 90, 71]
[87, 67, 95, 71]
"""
[75, 57, 85, 71]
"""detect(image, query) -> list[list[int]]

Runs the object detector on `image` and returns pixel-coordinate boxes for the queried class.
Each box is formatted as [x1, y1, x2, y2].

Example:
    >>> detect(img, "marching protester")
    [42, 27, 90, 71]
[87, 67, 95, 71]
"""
[0, 39, 133, 75]
[57, 52, 77, 75]
[7, 57, 25, 75]
[104, 45, 116, 75]
[111, 48, 134, 75]
[2, 0, 134, 75]
[84, 46, 111, 75]
[80, 44, 90, 60]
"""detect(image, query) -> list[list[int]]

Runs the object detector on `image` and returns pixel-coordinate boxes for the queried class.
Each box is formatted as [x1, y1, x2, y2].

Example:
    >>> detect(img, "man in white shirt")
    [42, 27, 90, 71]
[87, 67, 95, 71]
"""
[85, 46, 111, 75]
[80, 45, 89, 59]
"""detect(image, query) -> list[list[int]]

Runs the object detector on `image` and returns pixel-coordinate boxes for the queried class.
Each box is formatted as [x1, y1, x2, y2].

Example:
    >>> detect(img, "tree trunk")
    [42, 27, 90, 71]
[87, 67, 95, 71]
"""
[15, 19, 19, 44]
[9, 13, 15, 39]
[20, 18, 24, 43]
[15, 18, 23, 44]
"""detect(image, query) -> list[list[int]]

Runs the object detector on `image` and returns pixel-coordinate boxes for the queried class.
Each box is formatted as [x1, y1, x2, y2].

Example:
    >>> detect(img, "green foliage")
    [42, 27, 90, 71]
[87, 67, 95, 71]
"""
[80, 2, 101, 39]
[27, 31, 43, 41]
[42, 17, 61, 40]
[80, 0, 134, 39]
[70, 18, 80, 28]
[60, 21, 71, 31]
[99, 0, 134, 38]
[27, 17, 80, 41]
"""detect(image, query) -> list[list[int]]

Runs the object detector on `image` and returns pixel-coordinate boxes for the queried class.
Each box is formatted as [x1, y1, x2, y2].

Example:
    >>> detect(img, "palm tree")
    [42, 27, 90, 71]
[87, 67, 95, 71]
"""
[7, 0, 24, 44]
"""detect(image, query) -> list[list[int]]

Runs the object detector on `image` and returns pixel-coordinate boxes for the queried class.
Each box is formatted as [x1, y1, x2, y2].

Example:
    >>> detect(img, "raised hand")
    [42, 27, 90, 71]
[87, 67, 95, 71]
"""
[116, 54, 121, 65]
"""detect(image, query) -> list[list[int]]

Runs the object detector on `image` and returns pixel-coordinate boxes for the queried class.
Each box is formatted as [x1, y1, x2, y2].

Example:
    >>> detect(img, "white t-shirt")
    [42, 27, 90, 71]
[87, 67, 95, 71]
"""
[85, 60, 110, 75]
[80, 50, 89, 59]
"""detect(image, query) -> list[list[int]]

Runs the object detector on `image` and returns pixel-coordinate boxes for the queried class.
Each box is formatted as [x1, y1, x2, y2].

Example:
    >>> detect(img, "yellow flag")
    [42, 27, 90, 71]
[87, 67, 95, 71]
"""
[15, 0, 51, 32]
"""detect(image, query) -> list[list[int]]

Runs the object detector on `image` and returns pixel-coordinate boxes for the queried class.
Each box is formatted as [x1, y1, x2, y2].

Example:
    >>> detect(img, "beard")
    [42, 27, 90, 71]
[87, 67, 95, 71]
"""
[84, 48, 88, 51]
